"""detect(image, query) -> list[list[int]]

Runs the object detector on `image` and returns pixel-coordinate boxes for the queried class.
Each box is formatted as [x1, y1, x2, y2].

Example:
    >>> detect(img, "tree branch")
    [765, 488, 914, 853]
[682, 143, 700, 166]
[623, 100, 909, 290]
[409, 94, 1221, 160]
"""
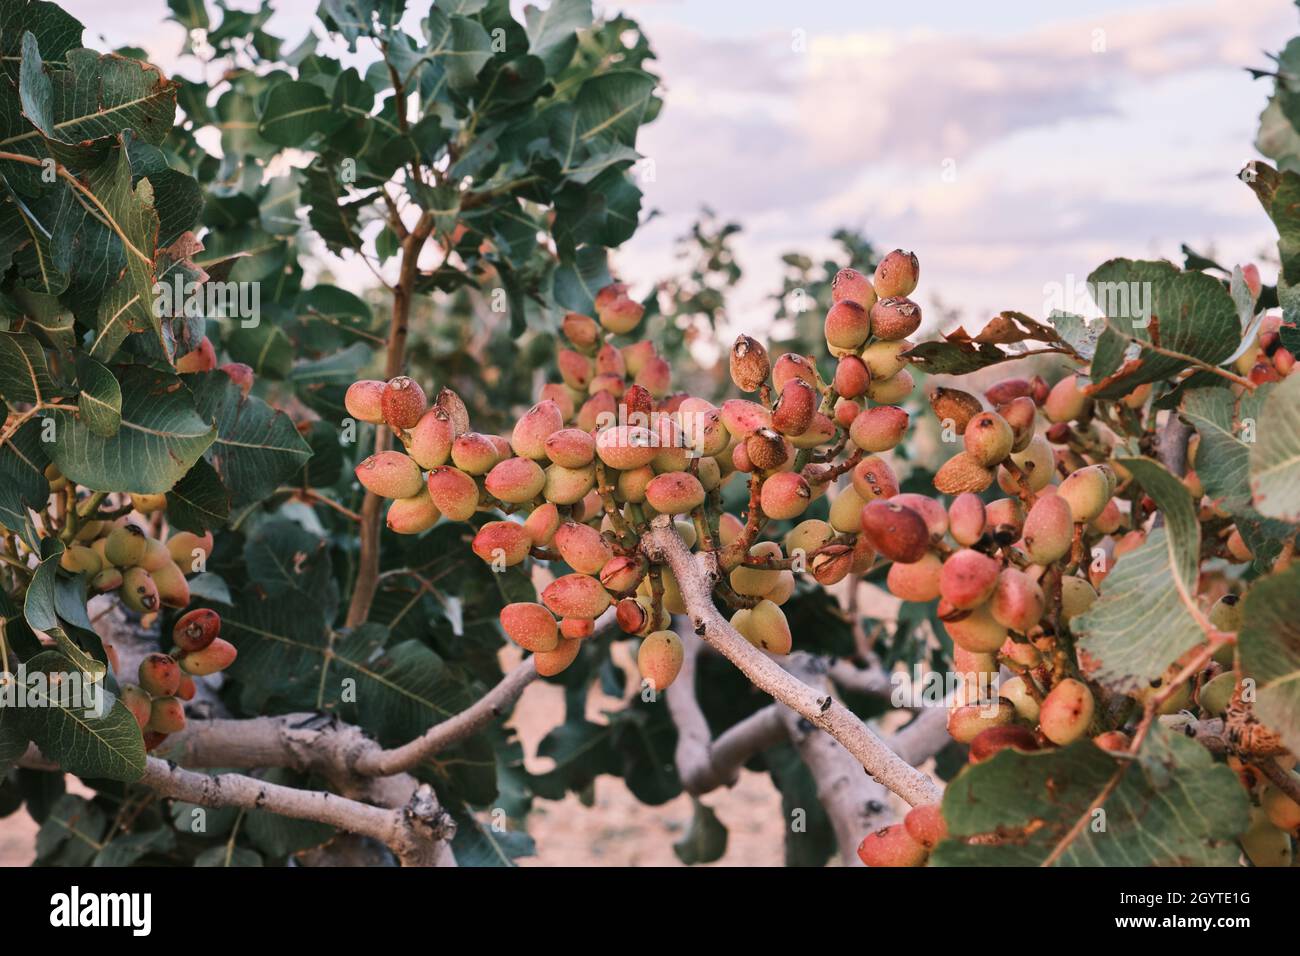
[642, 516, 942, 807]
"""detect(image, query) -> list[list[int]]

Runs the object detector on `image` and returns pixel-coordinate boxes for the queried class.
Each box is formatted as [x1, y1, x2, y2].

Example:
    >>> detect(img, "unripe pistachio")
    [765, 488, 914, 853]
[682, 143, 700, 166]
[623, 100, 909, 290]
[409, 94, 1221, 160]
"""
[381, 376, 427, 430]
[120, 567, 160, 612]
[1039, 678, 1095, 745]
[963, 411, 1014, 466]
[997, 675, 1040, 722]
[543, 428, 596, 469]
[120, 684, 152, 729]
[1093, 730, 1131, 753]
[534, 637, 581, 677]
[1058, 464, 1111, 523]
[616, 596, 655, 635]
[635, 356, 672, 398]
[621, 383, 654, 421]
[730, 335, 771, 392]
[861, 500, 929, 564]
[984, 378, 1032, 407]
[870, 297, 921, 341]
[996, 396, 1037, 452]
[1088, 498, 1123, 535]
[558, 349, 595, 391]
[947, 699, 1016, 744]
[948, 493, 987, 546]
[148, 696, 186, 734]
[679, 399, 729, 458]
[861, 340, 910, 380]
[176, 337, 217, 373]
[60, 545, 102, 576]
[760, 471, 811, 520]
[128, 492, 167, 516]
[834, 355, 870, 400]
[772, 352, 819, 391]
[834, 397, 861, 429]
[989, 567, 1045, 632]
[483, 456, 544, 504]
[152, 562, 191, 608]
[720, 399, 772, 441]
[406, 408, 455, 470]
[637, 630, 684, 690]
[1242, 810, 1293, 867]
[771, 378, 817, 437]
[893, 493, 948, 540]
[589, 373, 625, 398]
[729, 543, 784, 597]
[934, 451, 993, 495]
[999, 434, 1054, 493]
[811, 545, 854, 584]
[616, 464, 654, 503]
[357, 451, 424, 500]
[928, 387, 982, 435]
[850, 456, 899, 503]
[561, 311, 601, 352]
[857, 823, 928, 867]
[431, 388, 469, 437]
[91, 568, 123, 592]
[969, 724, 1039, 763]
[134, 538, 169, 574]
[824, 300, 871, 351]
[939, 549, 1001, 609]
[425, 466, 480, 521]
[599, 554, 648, 594]
[850, 404, 909, 452]
[831, 267, 877, 309]
[545, 463, 597, 505]
[174, 608, 221, 653]
[873, 249, 920, 298]
[1208, 593, 1242, 632]
[577, 390, 617, 433]
[621, 340, 658, 377]
[552, 522, 611, 574]
[697, 456, 722, 492]
[1262, 779, 1300, 833]
[596, 425, 658, 470]
[745, 599, 793, 655]
[942, 601, 1008, 653]
[1001, 638, 1041, 668]
[828, 485, 867, 534]
[500, 602, 560, 652]
[1044, 375, 1090, 423]
[472, 521, 532, 566]
[105, 525, 149, 568]
[785, 519, 835, 557]
[1023, 495, 1074, 565]
[645, 472, 706, 515]
[595, 342, 625, 378]
[953, 647, 998, 678]
[345, 380, 386, 424]
[1197, 671, 1238, 716]
[1225, 527, 1252, 562]
[866, 369, 915, 404]
[595, 283, 644, 334]
[985, 497, 1025, 543]
[523, 502, 561, 546]
[446, 432, 497, 476]
[511, 401, 564, 460]
[542, 573, 612, 619]
[887, 551, 943, 602]
[767, 570, 796, 605]
[177, 637, 237, 676]
[788, 413, 836, 450]
[539, 383, 576, 422]
[139, 653, 181, 697]
[904, 804, 947, 850]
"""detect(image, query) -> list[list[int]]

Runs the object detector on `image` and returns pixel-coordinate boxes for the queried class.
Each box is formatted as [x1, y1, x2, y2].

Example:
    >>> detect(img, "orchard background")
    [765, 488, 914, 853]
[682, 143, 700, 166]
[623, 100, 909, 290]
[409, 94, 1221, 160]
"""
[0, 0, 1297, 867]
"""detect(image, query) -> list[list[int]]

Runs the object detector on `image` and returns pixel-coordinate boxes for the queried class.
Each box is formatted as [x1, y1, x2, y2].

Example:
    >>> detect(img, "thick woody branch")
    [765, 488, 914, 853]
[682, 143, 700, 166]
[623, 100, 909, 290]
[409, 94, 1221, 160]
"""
[643, 516, 941, 808]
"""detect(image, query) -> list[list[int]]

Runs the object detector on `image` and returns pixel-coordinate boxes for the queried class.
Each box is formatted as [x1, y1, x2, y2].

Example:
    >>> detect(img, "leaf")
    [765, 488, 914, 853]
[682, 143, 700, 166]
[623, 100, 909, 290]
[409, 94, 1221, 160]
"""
[1248, 372, 1300, 521]
[1075, 527, 1202, 691]
[94, 827, 175, 866]
[423, 11, 493, 91]
[243, 768, 335, 856]
[673, 798, 727, 865]
[257, 80, 345, 147]
[17, 650, 146, 781]
[35, 794, 107, 866]
[187, 370, 312, 507]
[0, 417, 50, 533]
[195, 845, 264, 867]
[1114, 457, 1200, 603]
[450, 812, 534, 867]
[165, 456, 229, 532]
[550, 244, 610, 315]
[0, 330, 55, 404]
[1181, 385, 1272, 511]
[1087, 259, 1240, 400]
[74, 354, 120, 437]
[524, 0, 590, 74]
[1237, 563, 1300, 757]
[0, 692, 29, 773]
[930, 727, 1248, 866]
[47, 364, 215, 494]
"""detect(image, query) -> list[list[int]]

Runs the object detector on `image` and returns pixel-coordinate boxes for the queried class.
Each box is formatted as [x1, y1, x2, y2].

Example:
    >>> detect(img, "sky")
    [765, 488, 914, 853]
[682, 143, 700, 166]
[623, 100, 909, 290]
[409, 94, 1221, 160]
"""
[62, 0, 1299, 339]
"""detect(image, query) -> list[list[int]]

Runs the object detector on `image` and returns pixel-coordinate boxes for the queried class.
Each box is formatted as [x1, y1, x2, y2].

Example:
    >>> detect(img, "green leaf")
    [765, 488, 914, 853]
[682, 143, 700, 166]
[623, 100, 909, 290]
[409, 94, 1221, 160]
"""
[35, 794, 107, 866]
[257, 80, 345, 147]
[1238, 563, 1300, 757]
[166, 0, 209, 31]
[524, 0, 590, 74]
[1181, 385, 1273, 511]
[1248, 372, 1300, 522]
[0, 692, 29, 773]
[17, 650, 146, 781]
[74, 354, 121, 438]
[673, 798, 727, 865]
[1114, 457, 1199, 600]
[931, 727, 1248, 865]
[0, 330, 55, 404]
[450, 812, 534, 867]
[165, 456, 229, 532]
[0, 416, 50, 533]
[94, 827, 175, 866]
[1087, 259, 1240, 400]
[187, 370, 312, 507]
[47, 365, 215, 494]
[1075, 527, 1202, 691]
[423, 11, 493, 91]
[195, 845, 263, 867]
